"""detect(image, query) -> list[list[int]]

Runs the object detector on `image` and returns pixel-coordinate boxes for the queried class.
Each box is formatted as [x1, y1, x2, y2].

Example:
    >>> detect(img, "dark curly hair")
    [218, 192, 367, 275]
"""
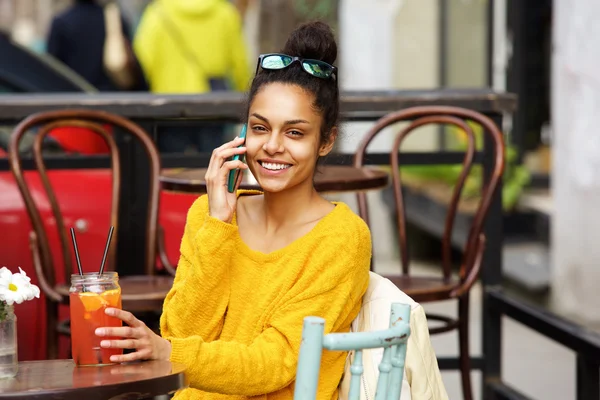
[246, 21, 339, 145]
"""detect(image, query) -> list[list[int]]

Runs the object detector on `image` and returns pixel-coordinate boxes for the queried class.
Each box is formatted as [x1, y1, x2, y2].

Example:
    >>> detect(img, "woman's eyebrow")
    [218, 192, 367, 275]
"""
[250, 113, 310, 126]
[251, 112, 269, 123]
[284, 119, 310, 125]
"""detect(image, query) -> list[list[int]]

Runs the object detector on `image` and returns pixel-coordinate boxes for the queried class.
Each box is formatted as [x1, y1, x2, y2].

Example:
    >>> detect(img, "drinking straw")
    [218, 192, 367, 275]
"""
[70, 227, 84, 276]
[98, 226, 114, 277]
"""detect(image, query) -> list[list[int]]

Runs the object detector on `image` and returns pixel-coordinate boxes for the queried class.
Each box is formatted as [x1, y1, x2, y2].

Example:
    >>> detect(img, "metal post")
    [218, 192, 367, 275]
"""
[482, 3, 504, 398]
[482, 113, 504, 400]
[576, 355, 600, 400]
[115, 127, 150, 276]
[506, 0, 525, 164]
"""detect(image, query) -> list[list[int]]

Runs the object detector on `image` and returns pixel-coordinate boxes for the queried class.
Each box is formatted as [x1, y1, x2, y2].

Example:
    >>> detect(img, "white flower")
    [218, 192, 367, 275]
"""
[0, 268, 12, 285]
[0, 267, 40, 305]
[16, 268, 40, 300]
[17, 267, 30, 283]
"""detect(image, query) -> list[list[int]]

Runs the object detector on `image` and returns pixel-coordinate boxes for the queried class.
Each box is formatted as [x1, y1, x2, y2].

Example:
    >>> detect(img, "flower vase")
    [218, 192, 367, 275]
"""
[0, 304, 17, 378]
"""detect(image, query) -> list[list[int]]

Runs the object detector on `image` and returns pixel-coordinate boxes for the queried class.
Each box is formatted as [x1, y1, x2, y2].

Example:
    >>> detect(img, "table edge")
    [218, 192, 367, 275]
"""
[2, 361, 188, 399]
[159, 167, 390, 194]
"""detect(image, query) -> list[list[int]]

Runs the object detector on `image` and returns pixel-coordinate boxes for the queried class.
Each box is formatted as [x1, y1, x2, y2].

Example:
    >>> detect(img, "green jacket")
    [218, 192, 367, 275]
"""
[134, 0, 251, 93]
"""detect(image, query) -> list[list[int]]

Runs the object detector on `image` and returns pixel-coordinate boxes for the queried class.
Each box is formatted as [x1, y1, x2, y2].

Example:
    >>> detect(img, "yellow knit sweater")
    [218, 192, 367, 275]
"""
[160, 192, 371, 399]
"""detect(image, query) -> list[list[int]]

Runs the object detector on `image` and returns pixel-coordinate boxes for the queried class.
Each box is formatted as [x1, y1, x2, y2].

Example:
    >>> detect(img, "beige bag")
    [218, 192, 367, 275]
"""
[103, 1, 136, 89]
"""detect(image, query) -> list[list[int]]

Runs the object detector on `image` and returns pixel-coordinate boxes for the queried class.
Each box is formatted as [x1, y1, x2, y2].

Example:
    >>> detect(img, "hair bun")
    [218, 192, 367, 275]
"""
[282, 21, 337, 65]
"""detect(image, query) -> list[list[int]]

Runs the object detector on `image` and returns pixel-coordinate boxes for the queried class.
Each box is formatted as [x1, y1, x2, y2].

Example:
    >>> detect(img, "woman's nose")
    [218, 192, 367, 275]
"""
[263, 132, 284, 154]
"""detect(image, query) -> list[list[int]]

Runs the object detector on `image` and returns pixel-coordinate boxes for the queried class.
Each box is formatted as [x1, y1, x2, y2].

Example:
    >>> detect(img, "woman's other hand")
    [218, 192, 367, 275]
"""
[95, 308, 172, 362]
[205, 136, 247, 223]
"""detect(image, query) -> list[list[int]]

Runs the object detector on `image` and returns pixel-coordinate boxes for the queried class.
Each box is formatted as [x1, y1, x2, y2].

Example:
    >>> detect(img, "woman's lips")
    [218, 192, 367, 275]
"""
[258, 161, 292, 176]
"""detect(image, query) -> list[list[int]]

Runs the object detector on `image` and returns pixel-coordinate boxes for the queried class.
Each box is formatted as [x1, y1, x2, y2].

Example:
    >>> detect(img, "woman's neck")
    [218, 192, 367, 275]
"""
[260, 181, 321, 231]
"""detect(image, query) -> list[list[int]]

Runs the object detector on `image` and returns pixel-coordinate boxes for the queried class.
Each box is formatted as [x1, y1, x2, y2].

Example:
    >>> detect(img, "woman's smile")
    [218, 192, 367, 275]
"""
[258, 159, 293, 174]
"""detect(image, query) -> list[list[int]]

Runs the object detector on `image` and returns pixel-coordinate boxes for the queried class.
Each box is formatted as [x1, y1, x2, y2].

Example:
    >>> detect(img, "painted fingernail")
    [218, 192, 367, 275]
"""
[110, 356, 118, 362]
[101, 340, 110, 348]
[95, 328, 105, 336]
[105, 308, 113, 315]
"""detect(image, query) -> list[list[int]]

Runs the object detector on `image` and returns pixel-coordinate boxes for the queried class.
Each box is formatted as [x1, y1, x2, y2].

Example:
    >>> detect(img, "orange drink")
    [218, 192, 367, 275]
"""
[69, 272, 122, 366]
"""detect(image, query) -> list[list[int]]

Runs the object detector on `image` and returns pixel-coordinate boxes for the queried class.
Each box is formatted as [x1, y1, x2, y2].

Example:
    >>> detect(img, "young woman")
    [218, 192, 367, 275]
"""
[95, 22, 371, 399]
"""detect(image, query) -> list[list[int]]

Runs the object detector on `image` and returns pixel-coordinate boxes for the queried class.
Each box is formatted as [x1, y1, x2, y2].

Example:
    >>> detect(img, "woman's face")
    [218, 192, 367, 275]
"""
[246, 82, 336, 193]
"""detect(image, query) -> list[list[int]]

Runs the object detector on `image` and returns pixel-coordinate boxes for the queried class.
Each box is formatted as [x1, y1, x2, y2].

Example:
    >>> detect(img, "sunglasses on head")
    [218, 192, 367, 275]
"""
[255, 53, 337, 80]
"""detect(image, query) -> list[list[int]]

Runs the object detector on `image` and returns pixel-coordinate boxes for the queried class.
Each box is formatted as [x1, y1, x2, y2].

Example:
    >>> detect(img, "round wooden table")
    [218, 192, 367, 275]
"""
[160, 165, 389, 194]
[0, 360, 187, 399]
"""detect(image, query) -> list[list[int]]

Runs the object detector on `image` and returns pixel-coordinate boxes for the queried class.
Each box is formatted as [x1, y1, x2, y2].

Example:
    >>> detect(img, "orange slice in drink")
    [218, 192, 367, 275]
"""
[79, 289, 121, 312]
[102, 288, 121, 308]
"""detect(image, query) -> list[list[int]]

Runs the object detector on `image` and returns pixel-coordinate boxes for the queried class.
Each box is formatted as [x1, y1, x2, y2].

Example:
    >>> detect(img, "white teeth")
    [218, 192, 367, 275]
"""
[261, 162, 291, 171]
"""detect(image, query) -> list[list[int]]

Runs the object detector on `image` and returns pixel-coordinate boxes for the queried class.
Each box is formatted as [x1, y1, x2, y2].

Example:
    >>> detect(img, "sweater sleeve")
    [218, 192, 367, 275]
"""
[165, 227, 371, 395]
[160, 196, 237, 341]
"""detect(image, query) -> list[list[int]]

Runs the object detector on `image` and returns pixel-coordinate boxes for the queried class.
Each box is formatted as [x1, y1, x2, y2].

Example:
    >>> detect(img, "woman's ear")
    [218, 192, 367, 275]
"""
[319, 127, 338, 157]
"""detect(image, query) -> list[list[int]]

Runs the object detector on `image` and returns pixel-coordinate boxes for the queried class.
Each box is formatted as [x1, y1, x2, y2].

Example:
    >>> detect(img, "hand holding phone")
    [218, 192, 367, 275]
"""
[204, 127, 248, 223]
[227, 124, 247, 193]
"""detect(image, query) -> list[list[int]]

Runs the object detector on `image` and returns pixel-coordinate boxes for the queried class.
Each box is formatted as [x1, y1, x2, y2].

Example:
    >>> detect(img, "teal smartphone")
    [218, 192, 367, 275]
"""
[227, 124, 247, 193]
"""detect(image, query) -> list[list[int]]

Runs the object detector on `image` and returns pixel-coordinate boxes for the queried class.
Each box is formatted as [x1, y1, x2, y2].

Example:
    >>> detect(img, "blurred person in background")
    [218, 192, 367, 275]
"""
[133, 0, 251, 153]
[46, 0, 149, 155]
[47, 0, 148, 92]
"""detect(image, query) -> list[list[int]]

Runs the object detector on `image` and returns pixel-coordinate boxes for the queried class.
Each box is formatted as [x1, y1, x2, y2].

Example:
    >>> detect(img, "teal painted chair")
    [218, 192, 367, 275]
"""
[294, 303, 411, 400]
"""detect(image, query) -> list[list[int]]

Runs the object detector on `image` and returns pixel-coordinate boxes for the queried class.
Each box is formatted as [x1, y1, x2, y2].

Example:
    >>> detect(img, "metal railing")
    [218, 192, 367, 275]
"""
[486, 288, 600, 400]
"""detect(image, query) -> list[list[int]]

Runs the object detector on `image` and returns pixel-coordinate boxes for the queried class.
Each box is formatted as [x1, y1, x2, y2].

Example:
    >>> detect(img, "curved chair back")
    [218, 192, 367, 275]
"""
[354, 106, 504, 296]
[8, 109, 161, 298]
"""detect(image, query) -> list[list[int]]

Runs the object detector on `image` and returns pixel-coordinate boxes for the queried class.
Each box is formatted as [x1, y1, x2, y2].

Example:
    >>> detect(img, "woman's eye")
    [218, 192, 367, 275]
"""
[288, 130, 304, 137]
[252, 125, 267, 133]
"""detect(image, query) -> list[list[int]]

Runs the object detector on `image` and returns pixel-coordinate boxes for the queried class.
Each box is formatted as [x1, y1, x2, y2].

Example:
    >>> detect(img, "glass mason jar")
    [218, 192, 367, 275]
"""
[69, 272, 122, 366]
[0, 304, 18, 379]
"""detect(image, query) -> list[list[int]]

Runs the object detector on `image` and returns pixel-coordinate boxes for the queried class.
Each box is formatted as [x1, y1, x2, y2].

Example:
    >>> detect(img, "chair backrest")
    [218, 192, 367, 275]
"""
[353, 106, 504, 294]
[8, 109, 161, 294]
[294, 303, 411, 400]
